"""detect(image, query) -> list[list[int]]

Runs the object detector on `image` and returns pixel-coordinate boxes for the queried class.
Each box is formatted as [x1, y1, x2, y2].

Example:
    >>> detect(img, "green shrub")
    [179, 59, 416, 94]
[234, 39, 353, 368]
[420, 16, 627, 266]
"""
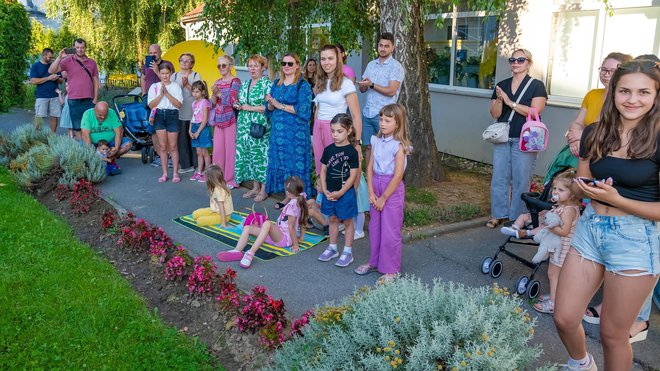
[0, 0, 31, 112]
[10, 143, 55, 187]
[22, 83, 36, 110]
[272, 278, 541, 370]
[49, 135, 105, 186]
[0, 124, 51, 165]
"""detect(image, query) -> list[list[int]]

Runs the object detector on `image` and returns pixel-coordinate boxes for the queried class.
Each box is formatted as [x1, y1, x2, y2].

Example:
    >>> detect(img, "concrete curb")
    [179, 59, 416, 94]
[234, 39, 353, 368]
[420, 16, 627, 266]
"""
[101, 194, 128, 216]
[403, 216, 491, 243]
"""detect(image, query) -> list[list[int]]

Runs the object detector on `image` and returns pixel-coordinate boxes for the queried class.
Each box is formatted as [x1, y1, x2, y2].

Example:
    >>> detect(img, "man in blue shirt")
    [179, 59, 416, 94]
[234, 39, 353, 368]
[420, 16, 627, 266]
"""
[357, 32, 405, 167]
[29, 48, 62, 132]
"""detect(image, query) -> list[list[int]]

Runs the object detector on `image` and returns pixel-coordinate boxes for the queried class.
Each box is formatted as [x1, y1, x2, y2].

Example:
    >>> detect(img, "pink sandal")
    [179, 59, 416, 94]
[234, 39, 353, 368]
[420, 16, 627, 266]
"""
[217, 250, 244, 262]
[239, 251, 255, 269]
[172, 174, 181, 183]
[158, 175, 168, 183]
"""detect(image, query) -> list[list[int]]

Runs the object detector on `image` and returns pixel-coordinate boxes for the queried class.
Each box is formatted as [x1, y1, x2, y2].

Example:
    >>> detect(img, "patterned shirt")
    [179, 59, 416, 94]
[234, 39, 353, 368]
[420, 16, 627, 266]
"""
[362, 56, 405, 118]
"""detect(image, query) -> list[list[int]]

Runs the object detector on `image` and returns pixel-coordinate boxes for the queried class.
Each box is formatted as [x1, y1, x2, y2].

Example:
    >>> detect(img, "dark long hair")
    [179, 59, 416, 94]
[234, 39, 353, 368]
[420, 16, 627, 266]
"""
[285, 176, 308, 232]
[330, 113, 356, 144]
[584, 60, 660, 161]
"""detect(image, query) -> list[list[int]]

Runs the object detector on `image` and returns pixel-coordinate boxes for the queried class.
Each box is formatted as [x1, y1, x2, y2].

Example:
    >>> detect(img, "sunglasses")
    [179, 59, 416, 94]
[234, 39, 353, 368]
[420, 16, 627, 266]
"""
[180, 59, 193, 63]
[217, 63, 229, 69]
[508, 57, 528, 64]
[618, 59, 660, 72]
[281, 61, 295, 67]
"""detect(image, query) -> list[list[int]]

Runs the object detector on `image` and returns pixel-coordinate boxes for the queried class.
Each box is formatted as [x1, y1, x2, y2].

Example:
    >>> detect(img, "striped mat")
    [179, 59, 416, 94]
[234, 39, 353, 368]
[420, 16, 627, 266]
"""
[172, 211, 327, 261]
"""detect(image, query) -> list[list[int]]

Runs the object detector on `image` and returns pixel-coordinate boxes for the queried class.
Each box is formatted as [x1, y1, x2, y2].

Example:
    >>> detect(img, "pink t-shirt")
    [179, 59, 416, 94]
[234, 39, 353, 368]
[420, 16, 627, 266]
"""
[342, 65, 356, 80]
[191, 99, 211, 124]
[60, 56, 99, 99]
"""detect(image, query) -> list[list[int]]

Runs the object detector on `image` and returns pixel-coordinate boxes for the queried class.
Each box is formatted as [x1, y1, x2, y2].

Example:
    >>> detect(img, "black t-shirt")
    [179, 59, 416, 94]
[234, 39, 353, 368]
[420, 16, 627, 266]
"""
[321, 143, 359, 192]
[491, 75, 548, 138]
[579, 125, 660, 202]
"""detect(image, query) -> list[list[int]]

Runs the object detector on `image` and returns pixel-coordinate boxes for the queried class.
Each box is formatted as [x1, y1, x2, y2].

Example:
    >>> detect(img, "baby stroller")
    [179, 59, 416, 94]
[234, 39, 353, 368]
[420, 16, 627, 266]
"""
[112, 94, 154, 164]
[480, 162, 573, 299]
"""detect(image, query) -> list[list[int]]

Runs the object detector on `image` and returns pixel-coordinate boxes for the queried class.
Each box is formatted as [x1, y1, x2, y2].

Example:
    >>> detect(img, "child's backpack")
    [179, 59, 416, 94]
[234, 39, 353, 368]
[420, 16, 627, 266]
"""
[519, 107, 549, 152]
[243, 204, 268, 228]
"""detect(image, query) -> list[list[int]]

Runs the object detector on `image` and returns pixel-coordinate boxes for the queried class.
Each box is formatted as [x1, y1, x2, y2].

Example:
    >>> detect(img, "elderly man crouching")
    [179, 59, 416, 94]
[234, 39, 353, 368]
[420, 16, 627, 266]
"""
[81, 102, 133, 174]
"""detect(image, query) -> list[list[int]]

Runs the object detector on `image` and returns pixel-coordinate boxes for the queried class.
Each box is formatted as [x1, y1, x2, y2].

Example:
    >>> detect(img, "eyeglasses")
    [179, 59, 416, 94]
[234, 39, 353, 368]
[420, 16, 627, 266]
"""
[598, 67, 616, 76]
[508, 57, 528, 64]
[217, 63, 229, 69]
[281, 61, 295, 67]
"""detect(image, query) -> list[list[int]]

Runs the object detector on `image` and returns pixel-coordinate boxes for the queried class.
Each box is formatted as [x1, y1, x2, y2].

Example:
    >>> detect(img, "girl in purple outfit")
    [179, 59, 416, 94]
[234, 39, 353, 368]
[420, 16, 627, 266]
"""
[355, 103, 411, 284]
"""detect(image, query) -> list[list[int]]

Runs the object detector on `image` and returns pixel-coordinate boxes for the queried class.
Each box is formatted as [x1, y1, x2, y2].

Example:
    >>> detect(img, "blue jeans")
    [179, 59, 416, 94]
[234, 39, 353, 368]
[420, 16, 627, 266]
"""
[490, 138, 537, 220]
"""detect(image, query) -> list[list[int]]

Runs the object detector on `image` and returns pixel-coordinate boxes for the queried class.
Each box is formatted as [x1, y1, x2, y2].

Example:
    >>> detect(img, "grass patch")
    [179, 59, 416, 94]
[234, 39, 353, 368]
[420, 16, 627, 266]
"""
[404, 204, 483, 228]
[0, 168, 217, 369]
[405, 186, 438, 206]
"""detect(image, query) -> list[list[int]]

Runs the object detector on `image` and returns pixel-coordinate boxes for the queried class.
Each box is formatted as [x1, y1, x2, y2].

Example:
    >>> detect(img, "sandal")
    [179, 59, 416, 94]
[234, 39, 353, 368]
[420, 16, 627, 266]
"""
[486, 218, 505, 229]
[274, 202, 286, 209]
[172, 174, 181, 183]
[537, 294, 551, 303]
[243, 189, 258, 199]
[533, 299, 555, 314]
[158, 175, 168, 183]
[354, 264, 378, 275]
[377, 273, 399, 285]
[254, 192, 267, 202]
[239, 251, 255, 269]
[582, 306, 601, 325]
[630, 321, 649, 344]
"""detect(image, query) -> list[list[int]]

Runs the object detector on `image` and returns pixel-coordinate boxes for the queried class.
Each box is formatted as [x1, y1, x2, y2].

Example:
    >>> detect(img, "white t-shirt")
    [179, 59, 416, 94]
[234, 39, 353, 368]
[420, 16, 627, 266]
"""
[315, 77, 356, 120]
[147, 81, 183, 110]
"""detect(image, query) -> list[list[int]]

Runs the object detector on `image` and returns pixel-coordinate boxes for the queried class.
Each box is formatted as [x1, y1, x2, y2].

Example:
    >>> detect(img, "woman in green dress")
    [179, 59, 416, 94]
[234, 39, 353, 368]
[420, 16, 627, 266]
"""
[234, 55, 272, 202]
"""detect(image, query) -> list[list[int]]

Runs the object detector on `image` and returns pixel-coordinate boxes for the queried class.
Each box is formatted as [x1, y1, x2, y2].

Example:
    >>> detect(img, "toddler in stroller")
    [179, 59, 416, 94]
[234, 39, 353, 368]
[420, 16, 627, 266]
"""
[500, 170, 581, 314]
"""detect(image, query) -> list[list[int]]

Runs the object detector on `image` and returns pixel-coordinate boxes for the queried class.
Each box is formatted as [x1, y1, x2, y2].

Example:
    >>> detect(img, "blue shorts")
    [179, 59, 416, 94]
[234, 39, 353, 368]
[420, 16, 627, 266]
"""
[153, 109, 179, 132]
[106, 137, 132, 149]
[571, 204, 660, 276]
[362, 115, 380, 145]
[190, 123, 212, 148]
[321, 187, 358, 220]
[68, 98, 94, 131]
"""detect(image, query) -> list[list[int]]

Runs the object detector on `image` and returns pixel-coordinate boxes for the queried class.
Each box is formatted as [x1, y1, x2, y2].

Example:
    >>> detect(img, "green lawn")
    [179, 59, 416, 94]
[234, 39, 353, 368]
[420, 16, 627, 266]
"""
[0, 168, 218, 369]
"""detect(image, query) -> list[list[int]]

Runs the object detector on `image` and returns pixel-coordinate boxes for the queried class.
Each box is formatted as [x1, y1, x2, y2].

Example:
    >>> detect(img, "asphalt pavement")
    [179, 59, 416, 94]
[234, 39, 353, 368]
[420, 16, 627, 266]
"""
[2, 108, 657, 369]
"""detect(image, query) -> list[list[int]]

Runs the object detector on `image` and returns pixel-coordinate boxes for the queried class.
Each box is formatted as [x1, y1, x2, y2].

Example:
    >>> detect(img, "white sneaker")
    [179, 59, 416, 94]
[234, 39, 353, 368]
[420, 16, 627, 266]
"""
[561, 354, 597, 371]
[354, 231, 365, 240]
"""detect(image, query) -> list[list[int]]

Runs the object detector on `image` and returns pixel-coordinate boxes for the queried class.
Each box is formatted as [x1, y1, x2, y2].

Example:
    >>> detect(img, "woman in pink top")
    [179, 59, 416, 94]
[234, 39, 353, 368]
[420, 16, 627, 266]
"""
[336, 44, 356, 83]
[210, 55, 241, 188]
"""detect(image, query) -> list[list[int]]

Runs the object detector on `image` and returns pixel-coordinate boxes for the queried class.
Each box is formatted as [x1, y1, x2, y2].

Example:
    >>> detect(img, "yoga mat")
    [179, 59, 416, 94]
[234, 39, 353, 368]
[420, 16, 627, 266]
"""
[172, 211, 327, 261]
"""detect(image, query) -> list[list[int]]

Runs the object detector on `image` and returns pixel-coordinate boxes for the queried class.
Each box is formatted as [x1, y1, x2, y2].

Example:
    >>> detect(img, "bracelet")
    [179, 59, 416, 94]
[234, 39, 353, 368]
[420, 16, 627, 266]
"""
[280, 103, 285, 110]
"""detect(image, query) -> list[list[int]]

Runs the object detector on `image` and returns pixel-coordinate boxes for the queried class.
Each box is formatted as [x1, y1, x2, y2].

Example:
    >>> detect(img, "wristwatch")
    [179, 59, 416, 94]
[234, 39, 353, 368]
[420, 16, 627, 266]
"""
[511, 102, 518, 110]
[370, 82, 375, 89]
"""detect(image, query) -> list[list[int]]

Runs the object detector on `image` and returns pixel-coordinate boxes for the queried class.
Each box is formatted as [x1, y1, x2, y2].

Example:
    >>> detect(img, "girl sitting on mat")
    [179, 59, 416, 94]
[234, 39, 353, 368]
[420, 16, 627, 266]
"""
[192, 165, 234, 228]
[217, 176, 309, 269]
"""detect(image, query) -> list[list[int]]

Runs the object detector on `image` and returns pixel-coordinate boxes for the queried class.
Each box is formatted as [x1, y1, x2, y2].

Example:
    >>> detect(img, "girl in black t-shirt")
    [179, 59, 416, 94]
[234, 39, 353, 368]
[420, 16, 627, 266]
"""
[554, 60, 660, 370]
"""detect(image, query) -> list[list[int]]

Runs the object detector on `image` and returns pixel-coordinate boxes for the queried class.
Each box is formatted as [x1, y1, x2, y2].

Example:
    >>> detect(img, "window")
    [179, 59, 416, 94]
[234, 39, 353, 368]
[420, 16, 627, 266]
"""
[548, 5, 660, 98]
[425, 6, 498, 89]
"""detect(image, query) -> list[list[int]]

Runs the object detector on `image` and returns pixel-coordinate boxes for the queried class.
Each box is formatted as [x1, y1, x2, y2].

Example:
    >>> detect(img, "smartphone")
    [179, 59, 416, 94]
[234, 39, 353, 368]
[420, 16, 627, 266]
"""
[145, 55, 156, 67]
[64, 48, 76, 55]
[577, 177, 597, 184]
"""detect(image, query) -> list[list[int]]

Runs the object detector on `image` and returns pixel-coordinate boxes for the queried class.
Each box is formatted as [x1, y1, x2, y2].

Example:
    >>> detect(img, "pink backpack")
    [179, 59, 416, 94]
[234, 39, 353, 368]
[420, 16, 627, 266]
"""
[519, 107, 549, 152]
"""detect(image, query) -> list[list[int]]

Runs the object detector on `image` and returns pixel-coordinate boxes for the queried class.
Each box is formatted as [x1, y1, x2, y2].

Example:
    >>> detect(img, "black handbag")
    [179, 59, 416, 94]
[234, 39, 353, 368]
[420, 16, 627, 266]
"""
[249, 122, 266, 139]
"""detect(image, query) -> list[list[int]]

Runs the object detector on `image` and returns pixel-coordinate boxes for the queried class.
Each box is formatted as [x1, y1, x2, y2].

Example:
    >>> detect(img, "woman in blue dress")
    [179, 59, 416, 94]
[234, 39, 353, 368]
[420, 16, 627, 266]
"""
[265, 53, 313, 207]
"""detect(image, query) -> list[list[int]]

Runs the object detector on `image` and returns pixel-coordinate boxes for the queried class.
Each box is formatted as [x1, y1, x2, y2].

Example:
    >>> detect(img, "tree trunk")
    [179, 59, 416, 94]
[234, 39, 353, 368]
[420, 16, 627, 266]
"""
[379, 0, 444, 186]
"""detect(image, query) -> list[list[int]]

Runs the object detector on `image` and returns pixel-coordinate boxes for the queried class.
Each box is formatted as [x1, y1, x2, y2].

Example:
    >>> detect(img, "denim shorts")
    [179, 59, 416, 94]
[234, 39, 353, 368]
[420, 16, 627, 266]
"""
[362, 115, 380, 145]
[153, 109, 179, 132]
[190, 123, 212, 148]
[321, 187, 358, 220]
[571, 204, 660, 276]
[68, 98, 94, 131]
[106, 137, 133, 149]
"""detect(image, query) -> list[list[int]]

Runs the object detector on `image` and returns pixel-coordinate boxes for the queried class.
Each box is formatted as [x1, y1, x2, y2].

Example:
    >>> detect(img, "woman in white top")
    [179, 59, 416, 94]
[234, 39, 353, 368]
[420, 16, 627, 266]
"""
[313, 44, 362, 179]
[148, 63, 183, 183]
[172, 52, 202, 172]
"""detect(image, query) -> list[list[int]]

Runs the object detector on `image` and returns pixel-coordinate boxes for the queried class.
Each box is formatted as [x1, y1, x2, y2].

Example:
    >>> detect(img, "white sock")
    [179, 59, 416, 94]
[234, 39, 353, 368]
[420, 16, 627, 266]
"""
[354, 213, 365, 234]
[343, 246, 352, 254]
[328, 244, 338, 252]
[568, 354, 592, 368]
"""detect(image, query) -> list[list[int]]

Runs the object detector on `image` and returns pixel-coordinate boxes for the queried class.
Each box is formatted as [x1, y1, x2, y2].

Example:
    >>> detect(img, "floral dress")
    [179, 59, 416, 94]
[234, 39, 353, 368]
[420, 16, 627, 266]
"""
[265, 79, 313, 196]
[235, 77, 272, 184]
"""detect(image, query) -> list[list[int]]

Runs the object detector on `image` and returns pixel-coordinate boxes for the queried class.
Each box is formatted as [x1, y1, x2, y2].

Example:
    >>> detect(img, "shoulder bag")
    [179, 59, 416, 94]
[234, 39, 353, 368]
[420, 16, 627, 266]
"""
[482, 77, 534, 144]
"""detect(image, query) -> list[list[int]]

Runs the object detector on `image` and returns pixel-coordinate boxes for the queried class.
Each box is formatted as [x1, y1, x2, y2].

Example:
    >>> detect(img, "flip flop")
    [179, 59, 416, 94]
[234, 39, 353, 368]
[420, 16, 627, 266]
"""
[217, 250, 244, 262]
[583, 306, 600, 324]
[274, 202, 286, 209]
[172, 174, 181, 183]
[158, 175, 168, 183]
[254, 192, 267, 202]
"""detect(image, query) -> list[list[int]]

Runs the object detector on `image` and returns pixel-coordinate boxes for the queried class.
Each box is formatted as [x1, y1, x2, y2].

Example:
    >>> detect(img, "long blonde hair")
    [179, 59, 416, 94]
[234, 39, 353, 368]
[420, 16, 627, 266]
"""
[378, 103, 411, 155]
[315, 44, 344, 93]
[205, 165, 230, 195]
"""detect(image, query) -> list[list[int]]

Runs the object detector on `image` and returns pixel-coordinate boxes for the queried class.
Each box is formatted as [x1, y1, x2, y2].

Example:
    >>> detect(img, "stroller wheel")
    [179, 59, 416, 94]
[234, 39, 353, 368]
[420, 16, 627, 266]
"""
[480, 257, 493, 274]
[526, 280, 541, 299]
[489, 260, 503, 278]
[148, 146, 155, 163]
[515, 275, 529, 295]
[141, 147, 148, 164]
